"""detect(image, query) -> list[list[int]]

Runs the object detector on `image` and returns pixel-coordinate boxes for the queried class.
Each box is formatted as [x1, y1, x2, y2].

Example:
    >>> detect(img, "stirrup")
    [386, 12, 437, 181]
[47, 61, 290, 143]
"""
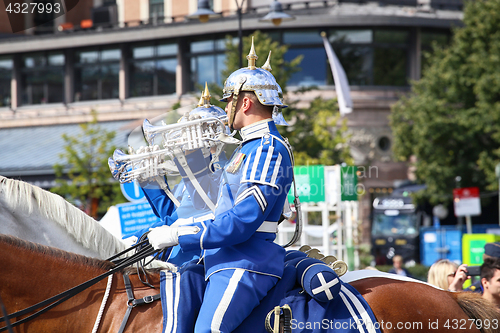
[265, 304, 292, 333]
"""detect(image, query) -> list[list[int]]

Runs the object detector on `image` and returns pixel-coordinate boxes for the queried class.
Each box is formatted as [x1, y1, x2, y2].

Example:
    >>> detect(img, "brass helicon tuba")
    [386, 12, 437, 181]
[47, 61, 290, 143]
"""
[108, 84, 235, 184]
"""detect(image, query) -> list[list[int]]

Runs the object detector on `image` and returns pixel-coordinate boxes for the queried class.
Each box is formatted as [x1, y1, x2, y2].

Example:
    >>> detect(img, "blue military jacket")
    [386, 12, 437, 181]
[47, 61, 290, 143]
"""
[178, 119, 293, 279]
[139, 150, 220, 266]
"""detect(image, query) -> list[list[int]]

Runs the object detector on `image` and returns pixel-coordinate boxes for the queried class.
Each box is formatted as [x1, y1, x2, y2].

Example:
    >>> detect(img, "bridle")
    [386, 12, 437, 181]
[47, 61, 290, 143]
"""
[0, 240, 162, 332]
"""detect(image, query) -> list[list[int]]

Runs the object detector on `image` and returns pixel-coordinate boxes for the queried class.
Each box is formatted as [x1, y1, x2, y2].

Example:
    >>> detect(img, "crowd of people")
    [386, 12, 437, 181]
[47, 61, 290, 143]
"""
[387, 242, 500, 311]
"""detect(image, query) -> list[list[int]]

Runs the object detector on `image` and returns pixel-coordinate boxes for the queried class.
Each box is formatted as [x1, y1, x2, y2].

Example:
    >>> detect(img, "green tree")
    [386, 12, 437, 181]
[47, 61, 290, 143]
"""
[52, 111, 126, 218]
[282, 94, 352, 166]
[390, 0, 500, 204]
[208, 30, 351, 166]
[222, 30, 302, 93]
[207, 30, 302, 109]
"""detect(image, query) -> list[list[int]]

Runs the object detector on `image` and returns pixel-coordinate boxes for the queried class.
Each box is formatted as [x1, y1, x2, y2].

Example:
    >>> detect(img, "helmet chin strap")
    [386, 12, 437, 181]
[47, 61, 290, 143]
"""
[229, 77, 247, 131]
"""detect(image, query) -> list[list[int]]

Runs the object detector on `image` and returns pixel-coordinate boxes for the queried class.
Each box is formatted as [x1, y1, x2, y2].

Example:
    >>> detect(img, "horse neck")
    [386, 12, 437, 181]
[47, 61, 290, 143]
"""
[0, 236, 111, 304]
[0, 175, 127, 258]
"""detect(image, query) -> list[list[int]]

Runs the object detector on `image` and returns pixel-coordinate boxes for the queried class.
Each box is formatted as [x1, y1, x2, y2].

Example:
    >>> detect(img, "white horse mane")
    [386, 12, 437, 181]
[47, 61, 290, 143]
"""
[0, 175, 128, 258]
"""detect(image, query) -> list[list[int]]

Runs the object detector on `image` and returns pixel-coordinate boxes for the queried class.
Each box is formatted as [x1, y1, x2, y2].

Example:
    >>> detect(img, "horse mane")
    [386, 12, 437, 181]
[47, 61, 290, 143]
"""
[453, 291, 500, 333]
[0, 175, 127, 258]
[0, 234, 115, 271]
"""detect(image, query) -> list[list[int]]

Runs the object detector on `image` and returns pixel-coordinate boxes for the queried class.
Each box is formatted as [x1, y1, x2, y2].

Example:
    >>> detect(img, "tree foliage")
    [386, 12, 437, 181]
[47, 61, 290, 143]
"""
[52, 111, 126, 218]
[208, 30, 352, 167]
[390, 0, 500, 204]
[282, 93, 353, 166]
[222, 30, 302, 93]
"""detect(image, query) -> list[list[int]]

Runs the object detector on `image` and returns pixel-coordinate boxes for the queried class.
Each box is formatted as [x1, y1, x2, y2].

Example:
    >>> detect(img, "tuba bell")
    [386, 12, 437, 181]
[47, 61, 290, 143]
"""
[109, 84, 235, 184]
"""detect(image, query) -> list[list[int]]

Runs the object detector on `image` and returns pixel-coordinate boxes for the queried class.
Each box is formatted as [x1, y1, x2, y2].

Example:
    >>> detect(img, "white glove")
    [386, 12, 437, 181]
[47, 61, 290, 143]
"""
[148, 225, 200, 250]
[122, 235, 138, 247]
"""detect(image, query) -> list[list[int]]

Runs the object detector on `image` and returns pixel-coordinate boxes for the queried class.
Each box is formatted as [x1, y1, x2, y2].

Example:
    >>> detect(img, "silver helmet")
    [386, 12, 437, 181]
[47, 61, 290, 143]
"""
[220, 37, 289, 126]
[180, 83, 228, 127]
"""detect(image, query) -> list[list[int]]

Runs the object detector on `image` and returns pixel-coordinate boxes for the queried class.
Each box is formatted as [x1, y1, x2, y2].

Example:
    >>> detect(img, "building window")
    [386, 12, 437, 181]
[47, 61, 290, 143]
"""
[283, 29, 410, 87]
[21, 52, 64, 105]
[129, 42, 177, 97]
[421, 30, 450, 73]
[283, 31, 326, 87]
[74, 48, 120, 101]
[378, 136, 391, 152]
[190, 38, 227, 89]
[33, 0, 55, 34]
[372, 30, 409, 86]
[331, 29, 409, 86]
[327, 29, 373, 86]
[149, 0, 164, 20]
[0, 56, 12, 107]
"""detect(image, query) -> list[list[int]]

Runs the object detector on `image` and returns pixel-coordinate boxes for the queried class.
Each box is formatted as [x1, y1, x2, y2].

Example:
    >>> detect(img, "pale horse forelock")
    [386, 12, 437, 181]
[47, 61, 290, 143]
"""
[0, 175, 127, 258]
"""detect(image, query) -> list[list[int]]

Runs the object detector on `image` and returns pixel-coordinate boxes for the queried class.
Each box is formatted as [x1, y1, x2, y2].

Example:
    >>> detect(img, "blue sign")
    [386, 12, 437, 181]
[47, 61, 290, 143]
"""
[120, 181, 145, 202]
[117, 202, 161, 238]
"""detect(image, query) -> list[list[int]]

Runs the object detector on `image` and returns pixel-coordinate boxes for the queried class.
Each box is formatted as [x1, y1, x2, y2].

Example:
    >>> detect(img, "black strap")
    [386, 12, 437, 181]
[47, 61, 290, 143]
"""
[0, 296, 13, 333]
[117, 274, 160, 333]
[0, 243, 157, 332]
[107, 239, 150, 263]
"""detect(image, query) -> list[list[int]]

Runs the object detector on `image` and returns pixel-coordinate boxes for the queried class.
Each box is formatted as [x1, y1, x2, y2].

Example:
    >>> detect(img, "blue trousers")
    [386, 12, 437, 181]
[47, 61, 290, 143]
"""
[168, 263, 278, 333]
[195, 268, 278, 333]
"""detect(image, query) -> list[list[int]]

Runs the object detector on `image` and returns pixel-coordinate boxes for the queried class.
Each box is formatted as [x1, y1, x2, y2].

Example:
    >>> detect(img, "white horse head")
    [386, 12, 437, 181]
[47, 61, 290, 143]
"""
[0, 175, 128, 259]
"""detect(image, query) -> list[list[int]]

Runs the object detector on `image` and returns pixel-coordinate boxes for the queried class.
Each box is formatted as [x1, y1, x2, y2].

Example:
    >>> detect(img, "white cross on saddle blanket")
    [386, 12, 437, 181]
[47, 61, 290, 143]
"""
[312, 273, 339, 301]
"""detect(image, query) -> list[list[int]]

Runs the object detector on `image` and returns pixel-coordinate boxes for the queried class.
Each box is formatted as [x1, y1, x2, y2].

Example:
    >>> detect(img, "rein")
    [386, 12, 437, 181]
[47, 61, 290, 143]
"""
[0, 241, 159, 332]
[0, 296, 13, 333]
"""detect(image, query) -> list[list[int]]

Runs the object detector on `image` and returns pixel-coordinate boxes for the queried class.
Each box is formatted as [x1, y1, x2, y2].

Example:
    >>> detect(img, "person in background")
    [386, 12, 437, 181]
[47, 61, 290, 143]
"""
[388, 255, 411, 277]
[427, 259, 469, 291]
[467, 242, 500, 293]
[480, 257, 500, 310]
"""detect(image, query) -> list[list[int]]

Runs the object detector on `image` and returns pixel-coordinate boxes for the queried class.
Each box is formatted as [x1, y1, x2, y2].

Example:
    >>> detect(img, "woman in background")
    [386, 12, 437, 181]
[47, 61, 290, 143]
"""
[428, 259, 469, 291]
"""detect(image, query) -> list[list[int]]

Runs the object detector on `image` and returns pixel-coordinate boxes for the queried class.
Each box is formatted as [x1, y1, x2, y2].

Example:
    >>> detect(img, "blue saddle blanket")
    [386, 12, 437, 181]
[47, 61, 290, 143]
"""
[277, 283, 381, 333]
[159, 260, 381, 333]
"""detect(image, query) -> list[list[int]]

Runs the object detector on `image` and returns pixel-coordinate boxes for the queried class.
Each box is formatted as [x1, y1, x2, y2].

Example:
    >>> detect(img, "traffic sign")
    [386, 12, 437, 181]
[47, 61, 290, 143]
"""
[117, 201, 160, 238]
[120, 181, 146, 202]
[453, 187, 481, 217]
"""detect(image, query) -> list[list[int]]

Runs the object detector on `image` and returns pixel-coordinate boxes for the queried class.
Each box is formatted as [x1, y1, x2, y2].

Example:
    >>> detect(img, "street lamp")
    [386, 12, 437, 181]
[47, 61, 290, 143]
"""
[259, 0, 295, 26]
[186, 0, 221, 23]
[432, 204, 448, 227]
[187, 0, 294, 68]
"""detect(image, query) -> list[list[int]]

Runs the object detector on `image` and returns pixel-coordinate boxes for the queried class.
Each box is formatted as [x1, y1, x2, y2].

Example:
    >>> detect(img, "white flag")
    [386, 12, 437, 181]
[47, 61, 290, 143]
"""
[322, 33, 353, 116]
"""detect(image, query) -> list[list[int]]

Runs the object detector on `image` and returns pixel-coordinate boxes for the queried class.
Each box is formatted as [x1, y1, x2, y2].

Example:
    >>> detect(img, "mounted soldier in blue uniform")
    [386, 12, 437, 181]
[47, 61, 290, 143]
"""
[144, 38, 299, 332]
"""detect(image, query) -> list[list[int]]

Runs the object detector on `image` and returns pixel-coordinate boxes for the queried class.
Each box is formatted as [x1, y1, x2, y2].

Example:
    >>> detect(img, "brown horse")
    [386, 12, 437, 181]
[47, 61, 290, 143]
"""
[1, 234, 499, 333]
[0, 234, 163, 332]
